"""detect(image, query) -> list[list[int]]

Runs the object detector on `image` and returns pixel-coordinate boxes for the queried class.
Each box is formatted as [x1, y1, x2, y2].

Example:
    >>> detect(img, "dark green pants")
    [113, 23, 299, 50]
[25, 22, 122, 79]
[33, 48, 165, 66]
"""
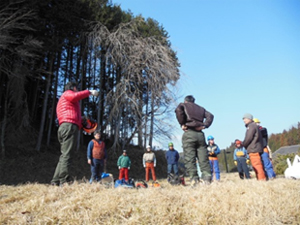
[182, 130, 211, 181]
[51, 123, 78, 184]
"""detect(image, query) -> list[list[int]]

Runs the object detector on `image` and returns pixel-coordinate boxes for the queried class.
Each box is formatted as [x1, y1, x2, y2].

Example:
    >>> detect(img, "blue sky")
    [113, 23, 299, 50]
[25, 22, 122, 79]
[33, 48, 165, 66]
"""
[112, 0, 300, 151]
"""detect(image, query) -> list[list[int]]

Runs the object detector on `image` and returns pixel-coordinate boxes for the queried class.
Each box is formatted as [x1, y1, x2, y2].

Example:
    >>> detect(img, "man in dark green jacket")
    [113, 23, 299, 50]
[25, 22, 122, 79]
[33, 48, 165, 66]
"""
[117, 150, 131, 183]
[175, 95, 214, 185]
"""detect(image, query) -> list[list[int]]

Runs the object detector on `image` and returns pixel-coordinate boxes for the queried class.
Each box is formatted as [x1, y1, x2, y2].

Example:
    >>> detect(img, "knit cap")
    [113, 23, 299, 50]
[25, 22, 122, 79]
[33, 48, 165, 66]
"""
[243, 113, 253, 120]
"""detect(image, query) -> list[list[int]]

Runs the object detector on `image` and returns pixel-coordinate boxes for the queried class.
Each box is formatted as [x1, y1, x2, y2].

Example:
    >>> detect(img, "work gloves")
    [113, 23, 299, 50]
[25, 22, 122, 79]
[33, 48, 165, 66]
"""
[234, 161, 237, 166]
[246, 159, 250, 165]
[119, 166, 130, 169]
[90, 90, 99, 96]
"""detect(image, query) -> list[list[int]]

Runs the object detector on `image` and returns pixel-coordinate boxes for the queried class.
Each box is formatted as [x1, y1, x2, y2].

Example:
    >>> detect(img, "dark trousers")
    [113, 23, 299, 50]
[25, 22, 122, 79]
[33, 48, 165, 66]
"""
[237, 157, 250, 179]
[51, 123, 78, 185]
[182, 130, 211, 181]
[90, 158, 105, 182]
[167, 163, 179, 175]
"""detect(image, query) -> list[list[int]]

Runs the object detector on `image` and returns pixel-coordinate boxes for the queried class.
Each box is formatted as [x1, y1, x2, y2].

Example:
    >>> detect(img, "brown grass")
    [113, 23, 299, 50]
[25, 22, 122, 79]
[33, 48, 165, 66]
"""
[1, 173, 299, 225]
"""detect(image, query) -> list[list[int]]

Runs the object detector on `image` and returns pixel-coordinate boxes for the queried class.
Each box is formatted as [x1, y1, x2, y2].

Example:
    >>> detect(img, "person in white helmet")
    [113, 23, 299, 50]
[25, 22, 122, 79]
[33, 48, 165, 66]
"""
[143, 145, 156, 182]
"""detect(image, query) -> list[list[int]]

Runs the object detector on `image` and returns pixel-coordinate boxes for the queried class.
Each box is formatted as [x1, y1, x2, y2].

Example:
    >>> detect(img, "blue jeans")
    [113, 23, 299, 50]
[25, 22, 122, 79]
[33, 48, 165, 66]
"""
[261, 151, 276, 179]
[167, 163, 179, 175]
[209, 159, 220, 181]
[90, 158, 104, 183]
[236, 157, 250, 179]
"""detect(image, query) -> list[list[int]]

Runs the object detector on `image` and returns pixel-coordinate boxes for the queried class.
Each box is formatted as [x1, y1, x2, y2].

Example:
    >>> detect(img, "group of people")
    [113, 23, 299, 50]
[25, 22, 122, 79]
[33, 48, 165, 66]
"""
[51, 82, 275, 186]
[236, 114, 276, 180]
[117, 143, 180, 184]
[86, 137, 181, 184]
[175, 95, 276, 185]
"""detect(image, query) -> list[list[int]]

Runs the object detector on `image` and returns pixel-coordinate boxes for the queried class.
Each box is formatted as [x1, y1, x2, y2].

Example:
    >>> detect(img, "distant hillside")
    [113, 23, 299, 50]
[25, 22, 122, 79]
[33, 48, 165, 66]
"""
[268, 122, 300, 152]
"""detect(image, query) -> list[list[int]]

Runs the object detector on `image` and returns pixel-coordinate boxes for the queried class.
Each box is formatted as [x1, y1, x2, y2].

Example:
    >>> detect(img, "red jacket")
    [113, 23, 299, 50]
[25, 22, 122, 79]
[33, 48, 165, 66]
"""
[56, 90, 90, 128]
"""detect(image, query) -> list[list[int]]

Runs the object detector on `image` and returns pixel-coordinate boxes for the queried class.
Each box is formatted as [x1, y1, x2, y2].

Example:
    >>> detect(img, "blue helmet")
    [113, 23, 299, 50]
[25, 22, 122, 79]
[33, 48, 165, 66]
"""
[207, 135, 214, 141]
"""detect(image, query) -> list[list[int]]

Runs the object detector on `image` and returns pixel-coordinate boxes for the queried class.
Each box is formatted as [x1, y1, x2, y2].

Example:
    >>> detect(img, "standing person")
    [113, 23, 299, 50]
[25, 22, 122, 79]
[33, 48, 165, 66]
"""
[87, 130, 107, 183]
[165, 142, 180, 176]
[207, 135, 221, 181]
[253, 118, 276, 179]
[242, 113, 266, 181]
[175, 95, 214, 185]
[143, 145, 157, 182]
[233, 140, 251, 179]
[117, 150, 131, 183]
[51, 82, 99, 186]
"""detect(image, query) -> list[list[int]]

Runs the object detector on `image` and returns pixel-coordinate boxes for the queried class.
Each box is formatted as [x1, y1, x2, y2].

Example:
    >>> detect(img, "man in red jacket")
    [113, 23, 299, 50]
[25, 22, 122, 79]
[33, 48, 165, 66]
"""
[51, 82, 98, 186]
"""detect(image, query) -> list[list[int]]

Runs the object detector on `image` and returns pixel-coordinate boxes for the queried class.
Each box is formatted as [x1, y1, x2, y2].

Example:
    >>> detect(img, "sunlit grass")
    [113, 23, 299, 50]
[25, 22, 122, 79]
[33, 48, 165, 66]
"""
[1, 173, 299, 224]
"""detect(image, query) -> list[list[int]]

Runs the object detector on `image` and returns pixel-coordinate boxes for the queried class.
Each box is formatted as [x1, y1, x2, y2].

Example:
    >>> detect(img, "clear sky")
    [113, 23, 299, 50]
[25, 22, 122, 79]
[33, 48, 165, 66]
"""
[112, 0, 300, 152]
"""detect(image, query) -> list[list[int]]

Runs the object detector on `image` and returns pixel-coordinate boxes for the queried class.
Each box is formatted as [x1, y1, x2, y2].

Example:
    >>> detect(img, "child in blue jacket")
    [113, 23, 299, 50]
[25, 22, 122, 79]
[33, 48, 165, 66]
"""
[234, 140, 250, 179]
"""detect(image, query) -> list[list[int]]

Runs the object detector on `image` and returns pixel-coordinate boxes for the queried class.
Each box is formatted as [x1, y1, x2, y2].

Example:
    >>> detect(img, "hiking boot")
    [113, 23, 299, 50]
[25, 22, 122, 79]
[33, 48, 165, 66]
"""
[190, 177, 199, 187]
[201, 176, 211, 185]
[50, 182, 59, 186]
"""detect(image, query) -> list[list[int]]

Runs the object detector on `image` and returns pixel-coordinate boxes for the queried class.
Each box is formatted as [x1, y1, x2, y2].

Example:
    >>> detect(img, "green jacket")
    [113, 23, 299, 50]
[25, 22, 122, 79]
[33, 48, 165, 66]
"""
[117, 155, 131, 168]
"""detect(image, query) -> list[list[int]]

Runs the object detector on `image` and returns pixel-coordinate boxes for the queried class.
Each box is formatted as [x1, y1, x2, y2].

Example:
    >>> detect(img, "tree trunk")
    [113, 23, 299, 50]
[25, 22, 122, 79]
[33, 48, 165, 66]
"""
[46, 52, 60, 146]
[36, 55, 54, 151]
[0, 82, 9, 158]
[144, 90, 149, 148]
[98, 49, 106, 132]
[149, 94, 155, 147]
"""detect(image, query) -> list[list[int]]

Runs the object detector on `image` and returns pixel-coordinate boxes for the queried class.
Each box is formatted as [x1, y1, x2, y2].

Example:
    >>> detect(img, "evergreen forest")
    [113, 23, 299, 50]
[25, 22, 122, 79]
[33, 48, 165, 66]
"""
[0, 0, 181, 158]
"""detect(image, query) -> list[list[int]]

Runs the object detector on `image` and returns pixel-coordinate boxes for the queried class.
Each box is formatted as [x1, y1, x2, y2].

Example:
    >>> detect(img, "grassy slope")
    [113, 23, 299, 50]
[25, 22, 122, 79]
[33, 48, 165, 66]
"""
[1, 173, 299, 224]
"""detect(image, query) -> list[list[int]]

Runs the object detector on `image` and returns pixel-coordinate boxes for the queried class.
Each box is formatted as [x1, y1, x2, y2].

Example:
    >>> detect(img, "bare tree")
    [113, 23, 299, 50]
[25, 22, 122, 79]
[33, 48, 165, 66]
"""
[88, 17, 180, 149]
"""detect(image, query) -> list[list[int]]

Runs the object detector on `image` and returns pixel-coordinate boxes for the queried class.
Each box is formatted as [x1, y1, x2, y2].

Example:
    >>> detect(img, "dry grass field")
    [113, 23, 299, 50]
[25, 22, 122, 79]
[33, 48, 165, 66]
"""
[1, 173, 299, 225]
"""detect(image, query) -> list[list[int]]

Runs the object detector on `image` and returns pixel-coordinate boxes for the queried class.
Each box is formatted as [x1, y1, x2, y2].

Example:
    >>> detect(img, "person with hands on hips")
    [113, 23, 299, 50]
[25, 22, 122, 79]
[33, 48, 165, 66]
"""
[175, 95, 214, 185]
[143, 145, 157, 182]
[117, 150, 131, 183]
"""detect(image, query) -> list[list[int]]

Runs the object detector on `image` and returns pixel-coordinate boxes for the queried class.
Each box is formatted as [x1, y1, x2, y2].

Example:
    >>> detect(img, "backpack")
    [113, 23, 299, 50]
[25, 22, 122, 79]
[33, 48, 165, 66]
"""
[99, 173, 114, 188]
[135, 180, 148, 188]
[167, 173, 185, 185]
[150, 181, 161, 188]
[114, 178, 135, 188]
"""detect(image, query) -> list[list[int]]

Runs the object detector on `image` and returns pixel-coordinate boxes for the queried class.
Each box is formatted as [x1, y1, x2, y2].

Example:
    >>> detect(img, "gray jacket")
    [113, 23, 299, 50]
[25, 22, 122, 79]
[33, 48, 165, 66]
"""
[243, 121, 263, 154]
